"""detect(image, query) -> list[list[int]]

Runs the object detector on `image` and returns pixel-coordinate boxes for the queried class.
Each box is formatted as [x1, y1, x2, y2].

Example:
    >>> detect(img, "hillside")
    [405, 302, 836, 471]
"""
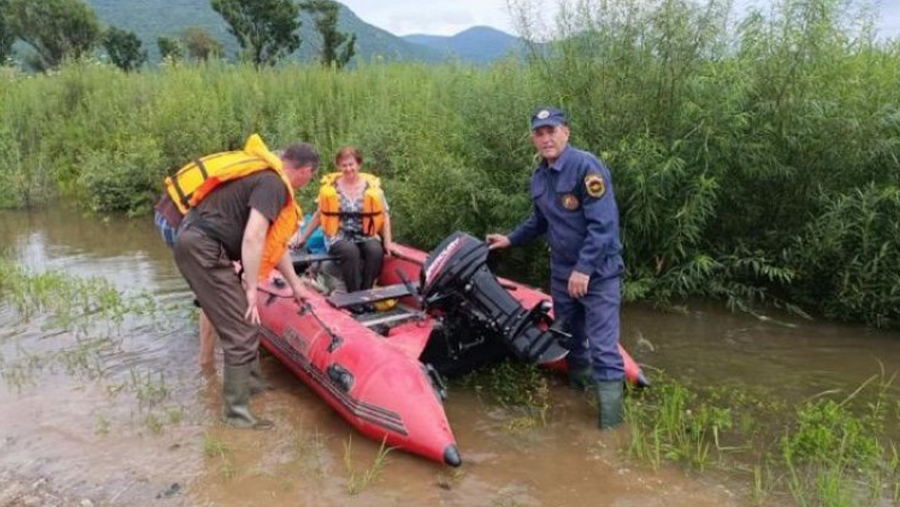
[84, 0, 447, 63]
[404, 26, 529, 64]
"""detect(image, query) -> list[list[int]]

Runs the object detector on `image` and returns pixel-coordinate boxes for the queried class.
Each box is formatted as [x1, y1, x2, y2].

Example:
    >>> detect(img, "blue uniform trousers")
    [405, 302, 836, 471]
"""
[550, 274, 624, 382]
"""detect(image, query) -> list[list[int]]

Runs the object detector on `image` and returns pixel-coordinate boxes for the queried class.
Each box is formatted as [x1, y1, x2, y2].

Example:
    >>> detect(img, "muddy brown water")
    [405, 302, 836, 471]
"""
[0, 207, 897, 507]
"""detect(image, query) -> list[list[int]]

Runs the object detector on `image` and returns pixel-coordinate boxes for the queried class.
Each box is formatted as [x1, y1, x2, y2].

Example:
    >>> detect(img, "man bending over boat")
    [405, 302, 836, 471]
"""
[172, 136, 319, 429]
[486, 107, 626, 430]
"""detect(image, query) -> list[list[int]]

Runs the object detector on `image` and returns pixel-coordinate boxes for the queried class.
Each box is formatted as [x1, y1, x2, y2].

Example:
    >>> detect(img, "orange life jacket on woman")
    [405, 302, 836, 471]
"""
[163, 134, 301, 280]
[317, 173, 385, 237]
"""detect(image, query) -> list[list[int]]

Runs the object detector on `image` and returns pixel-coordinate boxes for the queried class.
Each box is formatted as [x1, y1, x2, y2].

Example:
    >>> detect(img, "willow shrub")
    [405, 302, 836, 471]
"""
[522, 0, 900, 324]
[791, 185, 900, 327]
[0, 0, 898, 326]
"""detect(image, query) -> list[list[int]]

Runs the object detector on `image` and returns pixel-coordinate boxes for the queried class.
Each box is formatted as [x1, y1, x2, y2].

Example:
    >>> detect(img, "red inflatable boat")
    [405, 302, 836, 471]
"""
[256, 232, 646, 467]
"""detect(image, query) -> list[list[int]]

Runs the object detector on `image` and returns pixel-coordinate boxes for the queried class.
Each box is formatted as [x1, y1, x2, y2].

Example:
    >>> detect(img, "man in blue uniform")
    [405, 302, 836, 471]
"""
[486, 106, 625, 429]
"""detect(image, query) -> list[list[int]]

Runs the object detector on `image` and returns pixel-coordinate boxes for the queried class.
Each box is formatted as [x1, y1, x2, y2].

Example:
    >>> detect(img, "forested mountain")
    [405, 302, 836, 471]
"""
[84, 0, 447, 63]
[404, 26, 530, 64]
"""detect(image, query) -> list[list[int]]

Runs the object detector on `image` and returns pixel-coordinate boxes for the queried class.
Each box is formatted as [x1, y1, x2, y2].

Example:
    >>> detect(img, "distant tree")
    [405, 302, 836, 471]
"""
[5, 0, 101, 70]
[179, 27, 223, 62]
[157, 36, 184, 61]
[210, 0, 300, 68]
[301, 0, 355, 68]
[0, 0, 15, 64]
[102, 26, 146, 71]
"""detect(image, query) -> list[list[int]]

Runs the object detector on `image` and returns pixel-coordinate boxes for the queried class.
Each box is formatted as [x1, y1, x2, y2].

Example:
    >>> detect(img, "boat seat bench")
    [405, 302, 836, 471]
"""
[328, 282, 420, 309]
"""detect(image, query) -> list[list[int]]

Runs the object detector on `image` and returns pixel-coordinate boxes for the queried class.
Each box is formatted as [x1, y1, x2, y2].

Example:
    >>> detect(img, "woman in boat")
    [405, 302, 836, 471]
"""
[296, 146, 392, 294]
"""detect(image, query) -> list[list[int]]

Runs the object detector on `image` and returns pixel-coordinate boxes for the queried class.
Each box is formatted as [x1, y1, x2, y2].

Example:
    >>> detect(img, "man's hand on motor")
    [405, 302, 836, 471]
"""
[568, 270, 590, 299]
[485, 234, 511, 250]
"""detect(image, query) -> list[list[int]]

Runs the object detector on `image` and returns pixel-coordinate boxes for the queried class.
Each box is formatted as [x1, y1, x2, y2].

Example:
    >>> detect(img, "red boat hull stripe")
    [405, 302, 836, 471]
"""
[260, 326, 410, 436]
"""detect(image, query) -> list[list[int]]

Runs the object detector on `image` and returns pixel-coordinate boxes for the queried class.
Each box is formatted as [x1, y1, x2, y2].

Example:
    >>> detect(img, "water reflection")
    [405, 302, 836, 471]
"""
[0, 207, 897, 506]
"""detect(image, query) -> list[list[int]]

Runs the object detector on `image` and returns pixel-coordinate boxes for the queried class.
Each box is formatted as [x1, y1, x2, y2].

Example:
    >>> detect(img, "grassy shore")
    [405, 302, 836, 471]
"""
[3, 0, 899, 327]
[463, 360, 899, 506]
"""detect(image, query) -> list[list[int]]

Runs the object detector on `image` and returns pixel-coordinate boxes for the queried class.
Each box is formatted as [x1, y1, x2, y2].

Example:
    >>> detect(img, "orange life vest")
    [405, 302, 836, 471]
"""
[163, 134, 301, 280]
[318, 173, 385, 237]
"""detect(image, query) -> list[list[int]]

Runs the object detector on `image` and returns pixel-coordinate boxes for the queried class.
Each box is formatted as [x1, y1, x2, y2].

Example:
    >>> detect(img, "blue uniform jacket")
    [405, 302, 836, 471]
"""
[508, 145, 624, 281]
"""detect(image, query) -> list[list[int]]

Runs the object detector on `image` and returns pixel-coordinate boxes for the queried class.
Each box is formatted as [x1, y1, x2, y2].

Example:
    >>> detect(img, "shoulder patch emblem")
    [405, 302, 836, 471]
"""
[560, 193, 580, 210]
[584, 173, 606, 198]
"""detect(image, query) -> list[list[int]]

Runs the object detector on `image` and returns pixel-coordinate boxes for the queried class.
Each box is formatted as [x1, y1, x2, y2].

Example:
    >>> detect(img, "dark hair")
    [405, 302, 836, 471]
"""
[334, 146, 363, 166]
[282, 142, 319, 172]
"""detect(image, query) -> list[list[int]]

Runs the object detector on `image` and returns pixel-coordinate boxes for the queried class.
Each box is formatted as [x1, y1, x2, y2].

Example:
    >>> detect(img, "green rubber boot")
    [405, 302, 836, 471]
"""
[596, 380, 624, 430]
[568, 364, 595, 391]
[222, 363, 273, 430]
[248, 355, 272, 397]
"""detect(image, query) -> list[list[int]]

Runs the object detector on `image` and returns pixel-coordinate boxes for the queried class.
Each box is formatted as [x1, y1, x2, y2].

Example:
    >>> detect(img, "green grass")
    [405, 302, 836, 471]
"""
[342, 434, 392, 496]
[127, 368, 170, 408]
[95, 414, 110, 435]
[779, 373, 899, 507]
[0, 258, 159, 332]
[203, 433, 237, 480]
[143, 413, 164, 434]
[624, 371, 735, 471]
[457, 360, 552, 428]
[2, 0, 900, 327]
[203, 434, 231, 458]
[0, 258, 168, 387]
[166, 406, 185, 425]
[623, 369, 899, 506]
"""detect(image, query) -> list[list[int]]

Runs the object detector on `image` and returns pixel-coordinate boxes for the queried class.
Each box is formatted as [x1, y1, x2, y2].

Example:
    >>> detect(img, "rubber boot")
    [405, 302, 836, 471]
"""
[248, 355, 272, 397]
[222, 363, 273, 430]
[568, 364, 594, 391]
[596, 380, 624, 430]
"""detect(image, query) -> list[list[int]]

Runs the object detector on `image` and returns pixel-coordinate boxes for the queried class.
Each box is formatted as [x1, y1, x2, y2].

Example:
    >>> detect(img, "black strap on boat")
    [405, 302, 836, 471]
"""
[320, 211, 381, 217]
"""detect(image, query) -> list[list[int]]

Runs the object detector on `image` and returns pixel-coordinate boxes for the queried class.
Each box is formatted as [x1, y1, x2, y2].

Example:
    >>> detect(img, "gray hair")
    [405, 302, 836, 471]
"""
[281, 142, 319, 172]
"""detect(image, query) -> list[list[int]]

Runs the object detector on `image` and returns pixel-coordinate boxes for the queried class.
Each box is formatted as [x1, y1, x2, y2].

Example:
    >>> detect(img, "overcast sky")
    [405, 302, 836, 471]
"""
[338, 0, 900, 38]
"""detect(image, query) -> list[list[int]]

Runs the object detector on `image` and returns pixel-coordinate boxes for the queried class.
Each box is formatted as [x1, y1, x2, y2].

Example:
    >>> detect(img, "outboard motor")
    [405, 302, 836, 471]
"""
[419, 232, 569, 373]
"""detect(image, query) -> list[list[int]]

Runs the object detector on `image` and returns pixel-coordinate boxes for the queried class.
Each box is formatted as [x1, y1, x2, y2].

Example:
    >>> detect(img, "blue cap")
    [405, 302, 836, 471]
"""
[530, 107, 567, 130]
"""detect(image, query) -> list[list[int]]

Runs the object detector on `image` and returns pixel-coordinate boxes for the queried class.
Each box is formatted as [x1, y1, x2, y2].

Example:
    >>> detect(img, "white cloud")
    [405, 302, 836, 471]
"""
[882, 10, 900, 36]
[387, 8, 477, 35]
[340, 0, 899, 38]
[341, 0, 516, 36]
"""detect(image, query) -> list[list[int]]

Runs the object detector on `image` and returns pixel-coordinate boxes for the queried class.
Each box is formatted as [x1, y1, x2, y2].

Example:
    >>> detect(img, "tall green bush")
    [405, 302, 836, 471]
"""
[0, 0, 898, 327]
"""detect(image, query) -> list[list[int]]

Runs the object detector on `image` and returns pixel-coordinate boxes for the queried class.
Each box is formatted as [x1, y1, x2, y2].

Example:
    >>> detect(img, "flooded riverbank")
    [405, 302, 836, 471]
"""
[0, 207, 897, 506]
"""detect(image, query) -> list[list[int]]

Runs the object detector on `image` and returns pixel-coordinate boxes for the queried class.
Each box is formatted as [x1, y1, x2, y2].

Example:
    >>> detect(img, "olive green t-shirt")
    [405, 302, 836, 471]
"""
[193, 171, 288, 261]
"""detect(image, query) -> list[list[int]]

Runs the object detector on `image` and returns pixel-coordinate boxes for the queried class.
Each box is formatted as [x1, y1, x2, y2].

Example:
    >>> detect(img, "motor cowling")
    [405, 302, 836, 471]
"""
[420, 232, 568, 365]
